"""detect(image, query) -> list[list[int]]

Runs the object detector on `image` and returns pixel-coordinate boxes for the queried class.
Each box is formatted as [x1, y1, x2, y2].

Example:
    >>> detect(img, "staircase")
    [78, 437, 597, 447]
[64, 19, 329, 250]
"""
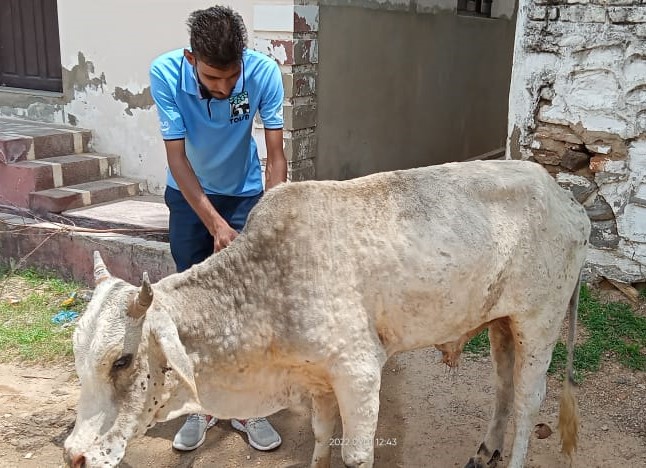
[0, 118, 143, 213]
[0, 118, 174, 285]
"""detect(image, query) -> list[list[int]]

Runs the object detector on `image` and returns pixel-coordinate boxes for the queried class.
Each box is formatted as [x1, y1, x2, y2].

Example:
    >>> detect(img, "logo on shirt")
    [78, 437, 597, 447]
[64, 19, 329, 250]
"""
[160, 120, 170, 133]
[229, 91, 250, 124]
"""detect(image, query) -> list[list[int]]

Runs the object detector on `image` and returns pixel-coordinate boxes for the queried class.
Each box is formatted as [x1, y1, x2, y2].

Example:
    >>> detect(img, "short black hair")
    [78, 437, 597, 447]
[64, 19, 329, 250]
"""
[187, 6, 247, 68]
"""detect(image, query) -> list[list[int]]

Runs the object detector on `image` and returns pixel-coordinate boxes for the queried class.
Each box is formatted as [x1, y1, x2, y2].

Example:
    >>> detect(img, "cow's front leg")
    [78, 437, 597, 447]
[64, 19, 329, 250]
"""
[331, 351, 385, 468]
[310, 391, 338, 468]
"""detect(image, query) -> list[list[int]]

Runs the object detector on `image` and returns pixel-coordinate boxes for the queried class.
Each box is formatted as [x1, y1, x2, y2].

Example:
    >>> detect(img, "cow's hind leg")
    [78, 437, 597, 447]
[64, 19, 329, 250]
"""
[311, 391, 338, 468]
[331, 349, 386, 468]
[506, 317, 560, 468]
[465, 318, 514, 468]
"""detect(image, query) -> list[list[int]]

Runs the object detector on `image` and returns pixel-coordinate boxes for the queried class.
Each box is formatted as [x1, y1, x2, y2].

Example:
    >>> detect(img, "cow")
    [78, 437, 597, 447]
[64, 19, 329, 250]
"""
[63, 160, 590, 468]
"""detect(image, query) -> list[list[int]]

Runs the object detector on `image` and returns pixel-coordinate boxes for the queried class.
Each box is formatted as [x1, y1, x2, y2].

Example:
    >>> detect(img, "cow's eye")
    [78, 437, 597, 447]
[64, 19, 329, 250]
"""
[112, 354, 133, 371]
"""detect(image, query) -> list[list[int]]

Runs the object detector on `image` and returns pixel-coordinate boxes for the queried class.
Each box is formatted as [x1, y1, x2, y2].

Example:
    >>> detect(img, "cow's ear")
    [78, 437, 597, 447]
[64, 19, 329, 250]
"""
[151, 315, 200, 404]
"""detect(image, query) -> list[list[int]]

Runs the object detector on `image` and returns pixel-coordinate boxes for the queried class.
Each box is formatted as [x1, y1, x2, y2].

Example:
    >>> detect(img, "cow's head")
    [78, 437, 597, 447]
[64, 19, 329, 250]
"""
[63, 252, 201, 468]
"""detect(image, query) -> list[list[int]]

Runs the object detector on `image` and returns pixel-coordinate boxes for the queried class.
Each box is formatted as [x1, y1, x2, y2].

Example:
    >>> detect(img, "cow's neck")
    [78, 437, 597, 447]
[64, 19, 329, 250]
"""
[155, 238, 276, 364]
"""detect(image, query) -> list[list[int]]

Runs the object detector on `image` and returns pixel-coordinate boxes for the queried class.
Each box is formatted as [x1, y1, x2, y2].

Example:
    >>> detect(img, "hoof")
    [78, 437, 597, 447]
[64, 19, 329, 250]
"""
[464, 458, 484, 468]
[465, 443, 501, 468]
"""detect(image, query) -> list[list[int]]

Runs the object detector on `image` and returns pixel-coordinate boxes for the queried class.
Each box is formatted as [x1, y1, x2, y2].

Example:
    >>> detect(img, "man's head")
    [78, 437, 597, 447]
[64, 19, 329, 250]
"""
[184, 6, 247, 99]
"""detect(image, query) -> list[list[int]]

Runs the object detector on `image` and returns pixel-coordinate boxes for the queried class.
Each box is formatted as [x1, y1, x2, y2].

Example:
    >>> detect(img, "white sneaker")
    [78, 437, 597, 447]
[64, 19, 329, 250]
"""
[172, 414, 218, 451]
[231, 417, 282, 451]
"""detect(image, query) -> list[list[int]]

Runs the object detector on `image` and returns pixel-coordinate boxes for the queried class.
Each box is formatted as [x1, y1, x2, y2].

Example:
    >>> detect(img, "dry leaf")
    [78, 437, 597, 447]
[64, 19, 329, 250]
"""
[534, 423, 553, 439]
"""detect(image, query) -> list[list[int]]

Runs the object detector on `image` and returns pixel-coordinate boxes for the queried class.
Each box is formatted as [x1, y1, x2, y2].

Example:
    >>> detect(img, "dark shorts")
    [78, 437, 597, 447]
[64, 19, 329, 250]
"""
[164, 186, 262, 272]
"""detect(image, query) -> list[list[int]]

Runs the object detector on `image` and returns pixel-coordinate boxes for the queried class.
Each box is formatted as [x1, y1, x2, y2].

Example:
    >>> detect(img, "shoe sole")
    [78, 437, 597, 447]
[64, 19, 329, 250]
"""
[172, 417, 218, 451]
[231, 419, 282, 451]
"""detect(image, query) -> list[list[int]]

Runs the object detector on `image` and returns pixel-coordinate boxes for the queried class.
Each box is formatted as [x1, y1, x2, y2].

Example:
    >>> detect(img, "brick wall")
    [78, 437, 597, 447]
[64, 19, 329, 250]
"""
[253, 2, 319, 182]
[508, 0, 646, 283]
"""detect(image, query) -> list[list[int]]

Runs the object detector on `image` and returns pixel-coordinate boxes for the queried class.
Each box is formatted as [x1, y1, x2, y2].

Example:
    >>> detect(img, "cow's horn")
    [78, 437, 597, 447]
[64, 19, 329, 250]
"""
[129, 272, 153, 319]
[93, 251, 111, 284]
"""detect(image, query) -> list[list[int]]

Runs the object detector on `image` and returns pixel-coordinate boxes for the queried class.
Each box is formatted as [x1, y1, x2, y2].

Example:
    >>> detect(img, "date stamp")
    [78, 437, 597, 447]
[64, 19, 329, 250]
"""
[328, 437, 398, 447]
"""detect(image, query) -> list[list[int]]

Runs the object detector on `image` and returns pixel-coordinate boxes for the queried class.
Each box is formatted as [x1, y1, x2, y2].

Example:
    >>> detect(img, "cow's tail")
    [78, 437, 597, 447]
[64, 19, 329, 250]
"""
[558, 274, 581, 462]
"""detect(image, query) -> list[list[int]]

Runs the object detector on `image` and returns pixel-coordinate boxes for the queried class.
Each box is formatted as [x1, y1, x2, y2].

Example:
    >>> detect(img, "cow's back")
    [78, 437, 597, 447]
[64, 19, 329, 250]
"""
[241, 160, 590, 353]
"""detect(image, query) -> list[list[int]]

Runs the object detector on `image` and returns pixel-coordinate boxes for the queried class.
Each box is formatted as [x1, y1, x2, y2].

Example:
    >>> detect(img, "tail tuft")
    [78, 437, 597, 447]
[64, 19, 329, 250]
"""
[558, 376, 579, 460]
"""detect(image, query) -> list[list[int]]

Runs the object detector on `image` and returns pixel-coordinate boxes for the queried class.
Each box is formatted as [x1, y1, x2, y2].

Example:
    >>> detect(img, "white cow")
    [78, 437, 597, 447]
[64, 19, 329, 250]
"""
[64, 160, 590, 468]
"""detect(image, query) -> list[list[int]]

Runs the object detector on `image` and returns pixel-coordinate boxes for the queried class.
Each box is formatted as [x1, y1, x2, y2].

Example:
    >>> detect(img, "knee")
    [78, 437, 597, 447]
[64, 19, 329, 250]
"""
[342, 447, 374, 468]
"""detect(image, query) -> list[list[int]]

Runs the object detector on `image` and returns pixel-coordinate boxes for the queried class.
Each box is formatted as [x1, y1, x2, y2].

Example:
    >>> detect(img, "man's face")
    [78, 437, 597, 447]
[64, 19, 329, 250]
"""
[184, 50, 241, 100]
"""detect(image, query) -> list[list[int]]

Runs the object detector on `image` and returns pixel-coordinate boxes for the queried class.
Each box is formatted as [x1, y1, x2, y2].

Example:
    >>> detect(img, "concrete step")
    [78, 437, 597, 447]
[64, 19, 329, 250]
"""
[62, 196, 169, 242]
[0, 153, 120, 208]
[29, 177, 143, 214]
[0, 118, 91, 164]
[0, 211, 174, 286]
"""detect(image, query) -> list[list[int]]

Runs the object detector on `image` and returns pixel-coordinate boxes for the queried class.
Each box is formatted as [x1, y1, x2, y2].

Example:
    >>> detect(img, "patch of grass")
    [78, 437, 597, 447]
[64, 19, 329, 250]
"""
[0, 268, 86, 363]
[464, 284, 646, 381]
[463, 330, 490, 355]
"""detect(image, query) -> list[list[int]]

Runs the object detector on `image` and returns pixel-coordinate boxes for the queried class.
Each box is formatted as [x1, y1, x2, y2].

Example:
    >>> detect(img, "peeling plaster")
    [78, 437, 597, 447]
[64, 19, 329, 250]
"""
[270, 42, 289, 65]
[508, 0, 646, 282]
[64, 52, 106, 97]
[254, 38, 318, 66]
[294, 6, 320, 32]
[113, 87, 154, 116]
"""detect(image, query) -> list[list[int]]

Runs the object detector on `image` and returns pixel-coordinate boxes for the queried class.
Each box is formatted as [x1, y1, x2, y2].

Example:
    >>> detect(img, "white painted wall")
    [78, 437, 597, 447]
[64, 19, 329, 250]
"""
[57, 1, 256, 91]
[55, 0, 286, 194]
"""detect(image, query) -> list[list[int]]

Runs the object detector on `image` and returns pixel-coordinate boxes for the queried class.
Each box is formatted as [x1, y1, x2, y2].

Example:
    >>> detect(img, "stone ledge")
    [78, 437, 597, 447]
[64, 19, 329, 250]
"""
[0, 212, 174, 286]
[0, 118, 91, 163]
[29, 177, 143, 213]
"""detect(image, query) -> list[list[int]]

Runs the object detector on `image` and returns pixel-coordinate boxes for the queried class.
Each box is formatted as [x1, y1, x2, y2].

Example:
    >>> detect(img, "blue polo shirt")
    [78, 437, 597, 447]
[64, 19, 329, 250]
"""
[149, 48, 284, 196]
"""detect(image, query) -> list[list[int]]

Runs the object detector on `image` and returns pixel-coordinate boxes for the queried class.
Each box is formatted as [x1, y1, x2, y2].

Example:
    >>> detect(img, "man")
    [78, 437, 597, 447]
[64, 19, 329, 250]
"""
[149, 5, 286, 453]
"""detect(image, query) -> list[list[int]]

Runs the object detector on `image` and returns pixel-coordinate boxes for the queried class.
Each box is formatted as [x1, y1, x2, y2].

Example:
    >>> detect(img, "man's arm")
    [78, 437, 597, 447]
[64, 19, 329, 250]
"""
[264, 128, 287, 190]
[164, 139, 238, 251]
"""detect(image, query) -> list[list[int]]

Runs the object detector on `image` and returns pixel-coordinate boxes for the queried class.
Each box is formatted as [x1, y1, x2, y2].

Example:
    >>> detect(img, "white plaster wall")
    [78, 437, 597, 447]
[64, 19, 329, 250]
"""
[506, 0, 646, 282]
[55, 0, 287, 194]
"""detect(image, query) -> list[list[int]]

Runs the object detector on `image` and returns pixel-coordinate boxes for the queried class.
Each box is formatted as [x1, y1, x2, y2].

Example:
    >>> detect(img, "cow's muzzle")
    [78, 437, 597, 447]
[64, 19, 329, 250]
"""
[63, 449, 86, 468]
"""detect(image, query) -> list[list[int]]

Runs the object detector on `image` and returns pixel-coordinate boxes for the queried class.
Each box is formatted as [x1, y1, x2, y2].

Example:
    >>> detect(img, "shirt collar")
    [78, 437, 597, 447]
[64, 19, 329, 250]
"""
[180, 50, 246, 100]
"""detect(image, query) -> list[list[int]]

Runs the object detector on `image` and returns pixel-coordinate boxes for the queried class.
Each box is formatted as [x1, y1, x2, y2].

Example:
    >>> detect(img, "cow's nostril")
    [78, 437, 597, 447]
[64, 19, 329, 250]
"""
[71, 453, 86, 468]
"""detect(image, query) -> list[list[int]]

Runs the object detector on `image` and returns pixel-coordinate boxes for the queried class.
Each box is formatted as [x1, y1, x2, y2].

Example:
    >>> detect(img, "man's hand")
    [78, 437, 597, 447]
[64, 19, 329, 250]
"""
[165, 140, 237, 253]
[213, 222, 238, 252]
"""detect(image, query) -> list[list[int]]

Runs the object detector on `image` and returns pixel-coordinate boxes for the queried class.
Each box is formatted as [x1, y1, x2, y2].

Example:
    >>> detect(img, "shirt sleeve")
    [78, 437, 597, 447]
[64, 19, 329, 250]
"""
[149, 62, 186, 140]
[258, 60, 284, 130]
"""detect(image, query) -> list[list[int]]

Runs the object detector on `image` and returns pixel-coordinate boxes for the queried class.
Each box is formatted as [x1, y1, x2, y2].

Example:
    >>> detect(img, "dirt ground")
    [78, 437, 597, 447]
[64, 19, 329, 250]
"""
[1, 347, 645, 468]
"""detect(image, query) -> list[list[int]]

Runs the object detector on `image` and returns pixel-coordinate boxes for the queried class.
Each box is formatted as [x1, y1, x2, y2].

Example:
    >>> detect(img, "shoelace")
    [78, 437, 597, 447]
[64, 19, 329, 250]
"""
[187, 414, 204, 424]
[246, 418, 269, 432]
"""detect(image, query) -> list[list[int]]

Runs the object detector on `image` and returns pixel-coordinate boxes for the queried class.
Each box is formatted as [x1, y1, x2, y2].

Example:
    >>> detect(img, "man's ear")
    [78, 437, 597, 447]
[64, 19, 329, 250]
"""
[151, 313, 200, 404]
[184, 48, 196, 66]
